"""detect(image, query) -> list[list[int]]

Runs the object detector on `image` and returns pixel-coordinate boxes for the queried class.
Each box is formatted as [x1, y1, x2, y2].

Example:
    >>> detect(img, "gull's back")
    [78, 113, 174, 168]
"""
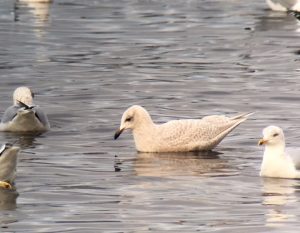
[0, 105, 50, 132]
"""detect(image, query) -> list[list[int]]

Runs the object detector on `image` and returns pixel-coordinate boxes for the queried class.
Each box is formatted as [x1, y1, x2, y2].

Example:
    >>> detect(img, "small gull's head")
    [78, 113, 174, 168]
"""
[114, 105, 151, 140]
[13, 87, 34, 106]
[258, 125, 285, 146]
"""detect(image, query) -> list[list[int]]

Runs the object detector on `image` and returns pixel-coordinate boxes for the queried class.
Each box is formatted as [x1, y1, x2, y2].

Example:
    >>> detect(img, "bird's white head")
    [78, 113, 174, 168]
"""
[114, 105, 152, 139]
[258, 125, 285, 147]
[13, 87, 34, 106]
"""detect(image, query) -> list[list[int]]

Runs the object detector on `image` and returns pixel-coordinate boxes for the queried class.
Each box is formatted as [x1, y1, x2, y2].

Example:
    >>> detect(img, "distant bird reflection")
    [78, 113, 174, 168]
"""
[14, 0, 52, 25]
[261, 178, 298, 226]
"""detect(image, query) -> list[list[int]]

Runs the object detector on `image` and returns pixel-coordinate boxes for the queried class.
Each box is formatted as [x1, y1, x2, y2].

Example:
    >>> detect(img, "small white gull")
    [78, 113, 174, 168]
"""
[0, 87, 50, 132]
[258, 125, 300, 179]
[114, 105, 252, 153]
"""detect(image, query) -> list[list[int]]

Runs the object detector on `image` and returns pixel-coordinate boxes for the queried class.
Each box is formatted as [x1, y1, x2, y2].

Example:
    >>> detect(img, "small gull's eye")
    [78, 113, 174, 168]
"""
[125, 117, 133, 122]
[273, 133, 279, 137]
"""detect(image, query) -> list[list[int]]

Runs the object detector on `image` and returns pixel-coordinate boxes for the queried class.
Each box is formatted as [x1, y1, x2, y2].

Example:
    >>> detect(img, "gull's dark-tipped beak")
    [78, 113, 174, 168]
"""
[114, 128, 124, 140]
[258, 139, 267, 146]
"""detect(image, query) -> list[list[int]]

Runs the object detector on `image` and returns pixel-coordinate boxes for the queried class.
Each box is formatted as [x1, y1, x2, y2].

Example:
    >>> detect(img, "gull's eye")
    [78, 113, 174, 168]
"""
[273, 133, 279, 137]
[125, 117, 133, 122]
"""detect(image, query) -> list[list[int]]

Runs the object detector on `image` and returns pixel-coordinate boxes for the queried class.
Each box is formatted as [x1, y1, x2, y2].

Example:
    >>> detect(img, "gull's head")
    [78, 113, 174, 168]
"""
[258, 125, 285, 146]
[13, 87, 34, 106]
[114, 105, 151, 140]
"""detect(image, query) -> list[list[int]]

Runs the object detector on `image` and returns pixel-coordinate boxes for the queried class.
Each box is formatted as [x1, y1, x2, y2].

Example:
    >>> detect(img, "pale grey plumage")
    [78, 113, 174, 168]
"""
[114, 105, 252, 153]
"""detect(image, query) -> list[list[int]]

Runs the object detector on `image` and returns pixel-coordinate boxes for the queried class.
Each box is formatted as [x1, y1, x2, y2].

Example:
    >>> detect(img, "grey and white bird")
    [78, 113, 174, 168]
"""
[0, 143, 19, 189]
[114, 105, 252, 153]
[0, 87, 50, 132]
[258, 125, 300, 179]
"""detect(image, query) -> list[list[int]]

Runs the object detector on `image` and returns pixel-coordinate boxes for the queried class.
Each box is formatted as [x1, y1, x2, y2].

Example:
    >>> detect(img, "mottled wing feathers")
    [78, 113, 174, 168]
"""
[157, 113, 251, 151]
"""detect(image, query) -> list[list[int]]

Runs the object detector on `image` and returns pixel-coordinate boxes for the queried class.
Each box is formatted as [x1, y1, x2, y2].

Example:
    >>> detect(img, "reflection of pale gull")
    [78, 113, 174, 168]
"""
[134, 152, 230, 177]
[259, 126, 300, 179]
[266, 0, 300, 11]
[114, 105, 252, 152]
[0, 87, 50, 132]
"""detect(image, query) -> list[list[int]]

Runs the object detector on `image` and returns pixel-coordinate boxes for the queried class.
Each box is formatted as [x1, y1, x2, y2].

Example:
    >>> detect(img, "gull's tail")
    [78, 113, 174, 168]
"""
[230, 112, 254, 122]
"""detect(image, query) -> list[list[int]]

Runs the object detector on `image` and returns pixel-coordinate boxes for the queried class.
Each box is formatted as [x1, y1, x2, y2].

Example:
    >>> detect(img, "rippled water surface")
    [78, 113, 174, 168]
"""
[0, 0, 300, 232]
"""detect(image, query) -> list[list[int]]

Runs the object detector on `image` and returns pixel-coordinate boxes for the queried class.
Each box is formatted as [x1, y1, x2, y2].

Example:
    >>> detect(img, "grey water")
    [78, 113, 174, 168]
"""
[0, 0, 300, 232]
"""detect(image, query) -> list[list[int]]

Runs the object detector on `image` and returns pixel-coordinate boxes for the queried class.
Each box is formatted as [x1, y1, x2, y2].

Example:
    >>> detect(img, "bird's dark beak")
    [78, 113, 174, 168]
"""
[258, 139, 267, 146]
[114, 128, 124, 140]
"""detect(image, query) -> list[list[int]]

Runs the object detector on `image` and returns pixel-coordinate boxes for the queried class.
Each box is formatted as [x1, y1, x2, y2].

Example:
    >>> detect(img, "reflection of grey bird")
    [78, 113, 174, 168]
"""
[114, 105, 252, 152]
[266, 0, 300, 11]
[259, 126, 300, 179]
[0, 87, 50, 132]
[0, 143, 19, 189]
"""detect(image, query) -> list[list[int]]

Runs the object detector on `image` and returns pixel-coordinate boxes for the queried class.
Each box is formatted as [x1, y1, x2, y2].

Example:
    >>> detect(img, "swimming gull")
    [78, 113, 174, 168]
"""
[0, 87, 50, 132]
[0, 143, 19, 189]
[114, 105, 252, 152]
[258, 125, 300, 179]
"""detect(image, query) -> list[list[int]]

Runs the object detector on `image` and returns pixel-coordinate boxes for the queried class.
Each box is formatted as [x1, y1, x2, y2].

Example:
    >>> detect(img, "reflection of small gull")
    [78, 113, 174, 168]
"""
[114, 105, 252, 152]
[0, 87, 50, 133]
[131, 151, 232, 177]
[262, 178, 297, 226]
[2, 132, 38, 149]
[258, 126, 300, 179]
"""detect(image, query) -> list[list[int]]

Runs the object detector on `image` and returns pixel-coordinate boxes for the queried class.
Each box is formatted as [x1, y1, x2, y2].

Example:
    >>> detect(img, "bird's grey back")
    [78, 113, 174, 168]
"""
[1, 105, 50, 128]
[1, 106, 19, 123]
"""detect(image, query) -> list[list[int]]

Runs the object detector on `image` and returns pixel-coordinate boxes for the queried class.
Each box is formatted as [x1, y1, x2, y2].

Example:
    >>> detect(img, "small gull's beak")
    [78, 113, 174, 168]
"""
[114, 128, 125, 140]
[258, 139, 267, 146]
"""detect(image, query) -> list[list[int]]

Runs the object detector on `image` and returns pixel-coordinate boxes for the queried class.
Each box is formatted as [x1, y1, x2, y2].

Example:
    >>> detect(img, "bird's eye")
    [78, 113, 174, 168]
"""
[273, 133, 279, 137]
[125, 117, 133, 122]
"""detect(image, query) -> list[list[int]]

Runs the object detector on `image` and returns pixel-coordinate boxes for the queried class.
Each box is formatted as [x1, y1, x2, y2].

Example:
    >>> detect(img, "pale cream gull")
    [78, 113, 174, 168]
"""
[114, 105, 252, 153]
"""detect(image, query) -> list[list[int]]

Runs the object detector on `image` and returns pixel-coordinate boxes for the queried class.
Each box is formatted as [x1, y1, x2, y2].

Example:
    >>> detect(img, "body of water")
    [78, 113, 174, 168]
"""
[0, 0, 300, 232]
